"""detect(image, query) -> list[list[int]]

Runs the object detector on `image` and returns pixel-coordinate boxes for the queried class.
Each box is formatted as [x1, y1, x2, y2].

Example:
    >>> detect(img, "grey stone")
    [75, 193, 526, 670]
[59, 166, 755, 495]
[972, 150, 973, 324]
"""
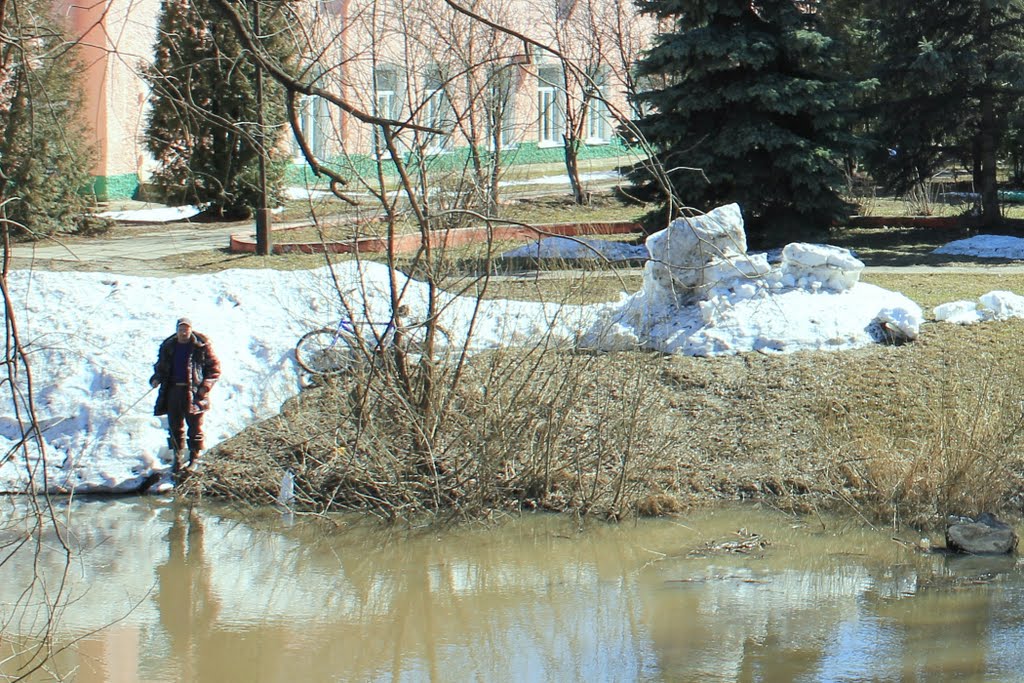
[945, 513, 1018, 555]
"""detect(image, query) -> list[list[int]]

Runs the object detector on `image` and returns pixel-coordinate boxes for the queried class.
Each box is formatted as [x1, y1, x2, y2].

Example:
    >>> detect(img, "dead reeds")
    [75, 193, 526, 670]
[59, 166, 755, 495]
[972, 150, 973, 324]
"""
[204, 341, 678, 521]
[818, 331, 1024, 530]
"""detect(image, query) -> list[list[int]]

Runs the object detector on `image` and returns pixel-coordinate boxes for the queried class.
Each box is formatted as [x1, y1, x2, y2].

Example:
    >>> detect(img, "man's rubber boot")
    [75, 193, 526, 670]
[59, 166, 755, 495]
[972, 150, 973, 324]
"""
[186, 450, 202, 473]
[171, 449, 185, 475]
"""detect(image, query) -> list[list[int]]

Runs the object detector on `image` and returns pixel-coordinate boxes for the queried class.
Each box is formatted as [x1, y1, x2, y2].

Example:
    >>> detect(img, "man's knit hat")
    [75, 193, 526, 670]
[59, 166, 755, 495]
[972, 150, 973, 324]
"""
[176, 317, 192, 328]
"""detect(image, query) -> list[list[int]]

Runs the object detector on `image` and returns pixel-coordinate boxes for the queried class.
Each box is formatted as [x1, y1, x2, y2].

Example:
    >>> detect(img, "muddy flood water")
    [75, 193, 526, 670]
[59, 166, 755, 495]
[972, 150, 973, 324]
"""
[2, 498, 1024, 682]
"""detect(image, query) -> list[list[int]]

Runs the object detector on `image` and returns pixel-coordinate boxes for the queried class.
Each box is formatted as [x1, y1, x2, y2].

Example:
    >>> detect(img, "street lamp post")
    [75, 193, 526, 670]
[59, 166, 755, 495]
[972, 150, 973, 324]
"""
[254, 1, 272, 256]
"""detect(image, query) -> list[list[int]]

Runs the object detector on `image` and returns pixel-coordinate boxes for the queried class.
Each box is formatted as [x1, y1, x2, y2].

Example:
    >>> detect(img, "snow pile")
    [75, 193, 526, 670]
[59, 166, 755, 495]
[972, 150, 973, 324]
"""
[0, 263, 596, 494]
[933, 235, 1024, 259]
[581, 204, 923, 356]
[501, 236, 648, 262]
[96, 205, 202, 223]
[934, 290, 1024, 325]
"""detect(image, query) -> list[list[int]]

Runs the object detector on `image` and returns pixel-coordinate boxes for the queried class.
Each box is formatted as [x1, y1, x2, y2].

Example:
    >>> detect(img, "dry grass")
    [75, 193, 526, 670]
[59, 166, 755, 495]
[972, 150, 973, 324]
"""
[828, 226, 983, 267]
[106, 200, 1024, 529]
[854, 193, 1024, 220]
[276, 191, 647, 243]
[814, 321, 1024, 529]
[863, 271, 1024, 311]
[191, 317, 1024, 531]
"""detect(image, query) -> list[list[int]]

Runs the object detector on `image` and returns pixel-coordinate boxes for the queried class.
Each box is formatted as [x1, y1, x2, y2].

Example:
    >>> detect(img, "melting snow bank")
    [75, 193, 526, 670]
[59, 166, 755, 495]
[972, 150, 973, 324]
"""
[580, 204, 923, 356]
[95, 204, 203, 223]
[934, 291, 1024, 325]
[0, 263, 595, 494]
[933, 234, 1024, 259]
[501, 236, 648, 262]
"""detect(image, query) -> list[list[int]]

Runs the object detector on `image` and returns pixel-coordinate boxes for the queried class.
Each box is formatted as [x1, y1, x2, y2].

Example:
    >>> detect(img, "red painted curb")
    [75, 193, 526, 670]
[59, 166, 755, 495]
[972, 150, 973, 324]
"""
[229, 221, 642, 255]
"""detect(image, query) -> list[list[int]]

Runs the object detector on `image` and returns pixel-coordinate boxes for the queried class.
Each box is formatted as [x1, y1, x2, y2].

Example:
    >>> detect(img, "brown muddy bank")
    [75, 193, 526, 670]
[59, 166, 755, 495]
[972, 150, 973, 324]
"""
[189, 318, 1024, 531]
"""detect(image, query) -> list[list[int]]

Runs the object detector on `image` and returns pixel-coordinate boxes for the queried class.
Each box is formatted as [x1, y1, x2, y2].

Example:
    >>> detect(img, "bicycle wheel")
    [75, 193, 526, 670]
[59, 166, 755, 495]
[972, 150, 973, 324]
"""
[295, 328, 354, 375]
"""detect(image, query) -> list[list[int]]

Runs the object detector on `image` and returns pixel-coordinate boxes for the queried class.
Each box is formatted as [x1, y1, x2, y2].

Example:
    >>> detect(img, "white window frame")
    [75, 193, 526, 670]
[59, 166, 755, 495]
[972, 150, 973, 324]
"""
[537, 66, 564, 148]
[376, 90, 395, 119]
[425, 83, 454, 154]
[485, 67, 518, 151]
[585, 95, 611, 145]
[538, 87, 559, 146]
[292, 94, 330, 161]
[373, 65, 401, 157]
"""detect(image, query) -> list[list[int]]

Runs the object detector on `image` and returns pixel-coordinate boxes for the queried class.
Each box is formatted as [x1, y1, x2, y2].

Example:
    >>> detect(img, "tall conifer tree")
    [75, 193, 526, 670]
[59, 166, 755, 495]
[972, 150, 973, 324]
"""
[628, 0, 863, 244]
[0, 0, 96, 237]
[867, 0, 1024, 225]
[145, 0, 291, 219]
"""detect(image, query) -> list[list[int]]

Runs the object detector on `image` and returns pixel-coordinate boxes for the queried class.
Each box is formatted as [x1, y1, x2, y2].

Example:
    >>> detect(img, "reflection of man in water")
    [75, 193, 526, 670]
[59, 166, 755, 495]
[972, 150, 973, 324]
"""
[156, 504, 220, 671]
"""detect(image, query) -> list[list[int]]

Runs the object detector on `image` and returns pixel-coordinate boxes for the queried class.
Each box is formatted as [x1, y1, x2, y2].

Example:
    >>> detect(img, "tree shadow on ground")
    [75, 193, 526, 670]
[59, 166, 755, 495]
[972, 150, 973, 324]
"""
[828, 226, 1024, 267]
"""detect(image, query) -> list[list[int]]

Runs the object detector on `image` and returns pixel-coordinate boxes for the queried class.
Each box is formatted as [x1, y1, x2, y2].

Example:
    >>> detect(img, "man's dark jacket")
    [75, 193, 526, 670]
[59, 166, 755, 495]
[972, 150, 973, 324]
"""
[150, 332, 221, 416]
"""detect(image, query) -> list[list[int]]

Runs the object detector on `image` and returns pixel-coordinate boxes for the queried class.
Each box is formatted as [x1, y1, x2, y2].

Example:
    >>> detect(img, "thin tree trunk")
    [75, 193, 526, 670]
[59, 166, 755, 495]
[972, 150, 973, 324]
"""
[564, 136, 585, 205]
[979, 89, 999, 226]
[979, 0, 1000, 226]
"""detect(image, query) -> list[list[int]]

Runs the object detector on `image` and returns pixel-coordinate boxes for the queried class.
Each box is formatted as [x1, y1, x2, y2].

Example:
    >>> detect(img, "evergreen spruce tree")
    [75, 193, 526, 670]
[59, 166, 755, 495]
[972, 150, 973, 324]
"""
[867, 0, 1024, 225]
[627, 0, 865, 245]
[0, 0, 96, 238]
[145, 0, 291, 219]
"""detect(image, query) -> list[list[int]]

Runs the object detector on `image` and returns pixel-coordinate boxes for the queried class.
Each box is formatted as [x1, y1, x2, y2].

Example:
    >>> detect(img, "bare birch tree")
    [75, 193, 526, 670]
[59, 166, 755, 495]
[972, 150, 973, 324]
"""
[206, 0, 677, 519]
[0, 0, 87, 676]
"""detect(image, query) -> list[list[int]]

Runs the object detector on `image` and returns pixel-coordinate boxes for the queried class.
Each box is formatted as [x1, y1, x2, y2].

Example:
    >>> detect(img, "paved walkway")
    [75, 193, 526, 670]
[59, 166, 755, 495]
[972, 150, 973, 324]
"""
[10, 171, 631, 265]
[9, 223, 245, 263]
[12, 225, 1024, 276]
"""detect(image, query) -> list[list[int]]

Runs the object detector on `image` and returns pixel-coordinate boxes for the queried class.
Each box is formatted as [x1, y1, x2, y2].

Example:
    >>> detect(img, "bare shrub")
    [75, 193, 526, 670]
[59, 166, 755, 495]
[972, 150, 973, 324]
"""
[901, 180, 944, 216]
[819, 362, 1024, 529]
[209, 339, 678, 521]
[196, 0, 708, 525]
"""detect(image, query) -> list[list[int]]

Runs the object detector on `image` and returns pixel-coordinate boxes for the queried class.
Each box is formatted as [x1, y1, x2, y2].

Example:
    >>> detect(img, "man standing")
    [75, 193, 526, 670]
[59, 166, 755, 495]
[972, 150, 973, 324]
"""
[150, 317, 221, 474]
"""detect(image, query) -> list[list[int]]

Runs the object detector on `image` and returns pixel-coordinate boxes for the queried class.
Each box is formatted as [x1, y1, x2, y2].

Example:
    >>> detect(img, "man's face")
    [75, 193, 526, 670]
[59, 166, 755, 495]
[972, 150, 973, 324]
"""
[176, 323, 192, 342]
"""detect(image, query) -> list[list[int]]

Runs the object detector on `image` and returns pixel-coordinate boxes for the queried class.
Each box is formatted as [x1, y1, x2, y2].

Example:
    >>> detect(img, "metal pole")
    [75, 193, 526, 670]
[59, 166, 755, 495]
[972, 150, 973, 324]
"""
[254, 1, 272, 256]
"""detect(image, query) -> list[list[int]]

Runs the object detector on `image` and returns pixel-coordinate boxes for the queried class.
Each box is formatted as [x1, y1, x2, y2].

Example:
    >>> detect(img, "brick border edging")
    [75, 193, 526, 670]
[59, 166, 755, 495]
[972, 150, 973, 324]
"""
[229, 221, 642, 255]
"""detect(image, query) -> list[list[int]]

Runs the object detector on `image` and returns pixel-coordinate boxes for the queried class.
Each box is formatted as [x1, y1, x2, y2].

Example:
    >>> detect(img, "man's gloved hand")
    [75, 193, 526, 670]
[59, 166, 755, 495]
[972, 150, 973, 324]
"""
[150, 377, 160, 389]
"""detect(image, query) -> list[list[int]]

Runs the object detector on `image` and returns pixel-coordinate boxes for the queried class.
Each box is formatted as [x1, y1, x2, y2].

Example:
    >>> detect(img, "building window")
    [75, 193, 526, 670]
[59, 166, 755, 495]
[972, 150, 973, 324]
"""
[374, 65, 400, 118]
[292, 94, 331, 160]
[585, 69, 611, 144]
[537, 65, 563, 147]
[373, 64, 402, 154]
[586, 97, 610, 144]
[556, 0, 576, 22]
[485, 65, 518, 150]
[423, 65, 453, 154]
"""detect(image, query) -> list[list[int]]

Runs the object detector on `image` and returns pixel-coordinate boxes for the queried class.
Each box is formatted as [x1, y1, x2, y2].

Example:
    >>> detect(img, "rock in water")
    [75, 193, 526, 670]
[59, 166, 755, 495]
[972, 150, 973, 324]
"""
[945, 513, 1018, 554]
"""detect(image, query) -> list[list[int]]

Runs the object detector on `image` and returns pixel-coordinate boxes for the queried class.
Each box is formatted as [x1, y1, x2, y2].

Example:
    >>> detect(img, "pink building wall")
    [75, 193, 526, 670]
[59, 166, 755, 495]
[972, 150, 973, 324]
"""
[58, 0, 160, 199]
[56, 0, 650, 199]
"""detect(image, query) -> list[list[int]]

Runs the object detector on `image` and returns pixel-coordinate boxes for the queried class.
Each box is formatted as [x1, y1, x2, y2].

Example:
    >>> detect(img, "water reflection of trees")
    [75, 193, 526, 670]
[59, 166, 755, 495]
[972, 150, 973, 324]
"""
[12, 503, 1024, 680]
[641, 550, 1022, 682]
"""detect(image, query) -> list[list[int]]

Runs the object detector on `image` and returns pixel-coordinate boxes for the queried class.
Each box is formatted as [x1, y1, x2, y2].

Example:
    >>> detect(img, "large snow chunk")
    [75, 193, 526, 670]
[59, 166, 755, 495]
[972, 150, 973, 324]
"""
[644, 203, 759, 303]
[935, 290, 1024, 325]
[979, 290, 1024, 319]
[780, 243, 863, 291]
[934, 300, 986, 325]
[580, 204, 922, 356]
